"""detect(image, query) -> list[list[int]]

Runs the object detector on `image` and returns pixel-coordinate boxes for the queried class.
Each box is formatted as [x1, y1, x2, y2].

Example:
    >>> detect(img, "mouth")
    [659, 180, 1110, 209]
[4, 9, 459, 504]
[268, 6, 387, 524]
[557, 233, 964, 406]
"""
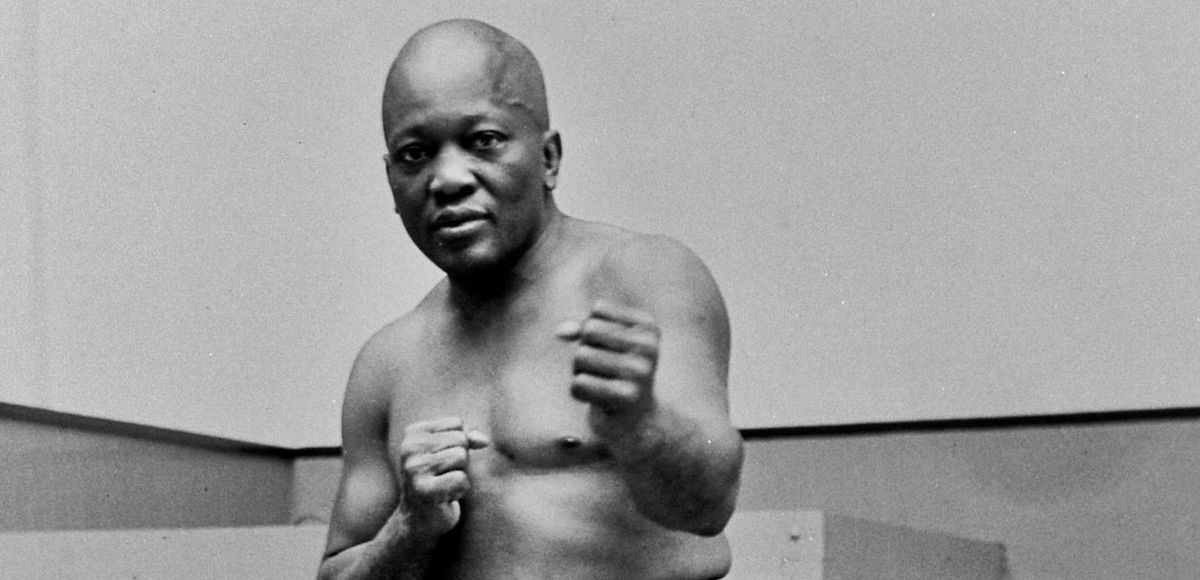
[431, 207, 490, 239]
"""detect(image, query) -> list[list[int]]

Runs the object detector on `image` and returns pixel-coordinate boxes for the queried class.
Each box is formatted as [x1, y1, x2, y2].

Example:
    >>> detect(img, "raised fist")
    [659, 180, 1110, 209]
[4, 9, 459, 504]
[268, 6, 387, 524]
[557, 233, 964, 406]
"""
[556, 300, 661, 424]
[396, 416, 490, 538]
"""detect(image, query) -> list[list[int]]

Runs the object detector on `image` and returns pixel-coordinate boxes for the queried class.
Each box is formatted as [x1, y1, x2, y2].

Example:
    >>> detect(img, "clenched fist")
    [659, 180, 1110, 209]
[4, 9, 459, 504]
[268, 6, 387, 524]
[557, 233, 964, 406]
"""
[556, 300, 661, 426]
[397, 417, 490, 538]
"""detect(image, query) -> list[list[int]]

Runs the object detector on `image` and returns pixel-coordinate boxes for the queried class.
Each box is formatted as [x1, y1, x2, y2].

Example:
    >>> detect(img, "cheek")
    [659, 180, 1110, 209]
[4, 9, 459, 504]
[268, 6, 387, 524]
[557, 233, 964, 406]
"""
[491, 148, 546, 193]
[390, 179, 426, 217]
[388, 167, 424, 198]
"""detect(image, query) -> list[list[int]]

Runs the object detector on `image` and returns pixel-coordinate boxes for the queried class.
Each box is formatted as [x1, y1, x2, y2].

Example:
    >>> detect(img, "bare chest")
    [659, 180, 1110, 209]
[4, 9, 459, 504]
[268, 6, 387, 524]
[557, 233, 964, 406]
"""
[389, 300, 610, 471]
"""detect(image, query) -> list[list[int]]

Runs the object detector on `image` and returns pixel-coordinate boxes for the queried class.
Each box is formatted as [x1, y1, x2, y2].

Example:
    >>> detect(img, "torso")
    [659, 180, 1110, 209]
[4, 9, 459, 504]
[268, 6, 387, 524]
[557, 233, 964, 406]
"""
[379, 220, 731, 579]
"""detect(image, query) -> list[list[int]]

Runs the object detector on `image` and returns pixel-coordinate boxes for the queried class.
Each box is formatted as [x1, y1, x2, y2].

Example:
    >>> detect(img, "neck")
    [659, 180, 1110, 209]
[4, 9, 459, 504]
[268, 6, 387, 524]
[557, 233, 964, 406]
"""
[445, 206, 568, 309]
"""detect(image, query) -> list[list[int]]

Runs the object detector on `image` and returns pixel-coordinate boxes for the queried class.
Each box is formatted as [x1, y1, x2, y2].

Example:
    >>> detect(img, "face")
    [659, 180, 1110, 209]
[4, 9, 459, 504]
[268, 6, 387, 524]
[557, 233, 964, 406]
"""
[383, 68, 559, 280]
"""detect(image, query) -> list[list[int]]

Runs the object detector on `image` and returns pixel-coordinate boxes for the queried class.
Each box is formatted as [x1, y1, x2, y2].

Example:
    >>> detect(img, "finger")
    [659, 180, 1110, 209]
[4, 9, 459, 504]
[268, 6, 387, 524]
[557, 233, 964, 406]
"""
[407, 416, 465, 434]
[569, 374, 639, 410]
[590, 300, 656, 328]
[401, 428, 473, 456]
[466, 429, 491, 450]
[577, 318, 659, 355]
[412, 470, 472, 504]
[429, 446, 471, 475]
[573, 345, 654, 380]
[407, 445, 469, 475]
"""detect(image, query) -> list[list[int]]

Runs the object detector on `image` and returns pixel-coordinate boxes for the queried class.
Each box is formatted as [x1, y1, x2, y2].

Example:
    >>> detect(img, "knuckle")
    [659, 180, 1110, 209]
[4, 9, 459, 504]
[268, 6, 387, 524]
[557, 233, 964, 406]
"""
[398, 437, 427, 456]
[403, 454, 428, 473]
[443, 471, 470, 492]
[399, 440, 420, 456]
[624, 357, 654, 378]
[573, 346, 603, 369]
[403, 422, 429, 437]
[610, 380, 638, 400]
[445, 446, 468, 464]
[409, 476, 435, 498]
[572, 374, 611, 400]
[569, 375, 594, 397]
[581, 318, 606, 338]
[633, 335, 658, 355]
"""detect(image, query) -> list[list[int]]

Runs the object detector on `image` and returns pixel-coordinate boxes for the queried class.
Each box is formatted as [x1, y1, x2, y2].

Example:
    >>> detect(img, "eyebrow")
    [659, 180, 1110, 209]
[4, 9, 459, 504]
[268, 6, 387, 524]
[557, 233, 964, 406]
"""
[386, 112, 508, 151]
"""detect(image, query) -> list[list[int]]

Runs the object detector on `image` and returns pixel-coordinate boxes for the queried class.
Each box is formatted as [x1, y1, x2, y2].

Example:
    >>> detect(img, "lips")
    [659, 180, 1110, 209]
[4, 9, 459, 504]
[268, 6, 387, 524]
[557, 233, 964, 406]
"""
[432, 207, 489, 230]
[430, 207, 490, 243]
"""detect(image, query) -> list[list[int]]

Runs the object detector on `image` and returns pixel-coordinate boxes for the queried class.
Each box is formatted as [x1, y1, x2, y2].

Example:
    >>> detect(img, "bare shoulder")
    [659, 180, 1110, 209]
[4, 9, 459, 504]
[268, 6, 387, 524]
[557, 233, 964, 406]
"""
[590, 231, 726, 316]
[341, 288, 444, 449]
[584, 230, 731, 376]
[351, 279, 449, 383]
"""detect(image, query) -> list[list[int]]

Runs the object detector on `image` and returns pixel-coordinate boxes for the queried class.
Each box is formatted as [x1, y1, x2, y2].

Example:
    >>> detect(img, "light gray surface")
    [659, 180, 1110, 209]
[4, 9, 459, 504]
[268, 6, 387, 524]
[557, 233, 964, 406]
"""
[0, 525, 328, 580]
[0, 417, 291, 532]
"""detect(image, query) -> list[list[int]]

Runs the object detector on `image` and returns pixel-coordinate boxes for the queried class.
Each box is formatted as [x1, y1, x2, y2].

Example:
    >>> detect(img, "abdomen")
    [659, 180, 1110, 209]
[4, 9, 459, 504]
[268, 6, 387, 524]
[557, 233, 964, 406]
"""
[443, 467, 731, 580]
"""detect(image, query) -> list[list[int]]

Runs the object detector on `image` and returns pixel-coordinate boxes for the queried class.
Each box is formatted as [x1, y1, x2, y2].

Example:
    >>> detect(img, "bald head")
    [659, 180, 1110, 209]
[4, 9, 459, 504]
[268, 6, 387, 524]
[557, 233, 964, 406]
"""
[383, 19, 550, 135]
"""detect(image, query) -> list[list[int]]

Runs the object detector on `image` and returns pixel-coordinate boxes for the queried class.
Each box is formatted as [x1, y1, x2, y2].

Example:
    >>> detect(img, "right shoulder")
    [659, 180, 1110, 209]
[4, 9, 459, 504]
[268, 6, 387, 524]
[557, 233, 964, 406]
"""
[349, 279, 449, 396]
[341, 288, 444, 450]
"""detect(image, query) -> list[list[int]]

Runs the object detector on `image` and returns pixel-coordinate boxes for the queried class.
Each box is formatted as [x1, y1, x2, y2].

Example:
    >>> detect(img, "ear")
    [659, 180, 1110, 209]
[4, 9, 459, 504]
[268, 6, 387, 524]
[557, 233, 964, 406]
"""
[383, 153, 402, 214]
[541, 130, 562, 192]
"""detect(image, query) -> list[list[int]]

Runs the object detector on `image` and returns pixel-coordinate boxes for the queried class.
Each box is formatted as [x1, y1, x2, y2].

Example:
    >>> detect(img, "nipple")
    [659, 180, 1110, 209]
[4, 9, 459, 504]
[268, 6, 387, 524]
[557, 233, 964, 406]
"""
[558, 435, 582, 450]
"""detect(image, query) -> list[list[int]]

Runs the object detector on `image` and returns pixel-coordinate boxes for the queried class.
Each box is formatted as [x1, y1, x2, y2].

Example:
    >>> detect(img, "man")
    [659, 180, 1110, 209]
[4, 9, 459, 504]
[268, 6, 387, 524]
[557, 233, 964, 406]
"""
[319, 18, 743, 580]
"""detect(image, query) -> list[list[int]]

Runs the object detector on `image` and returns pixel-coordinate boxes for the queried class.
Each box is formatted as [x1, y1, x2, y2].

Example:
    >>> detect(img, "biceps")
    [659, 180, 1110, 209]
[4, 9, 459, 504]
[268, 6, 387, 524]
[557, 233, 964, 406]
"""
[655, 329, 731, 417]
[324, 456, 400, 557]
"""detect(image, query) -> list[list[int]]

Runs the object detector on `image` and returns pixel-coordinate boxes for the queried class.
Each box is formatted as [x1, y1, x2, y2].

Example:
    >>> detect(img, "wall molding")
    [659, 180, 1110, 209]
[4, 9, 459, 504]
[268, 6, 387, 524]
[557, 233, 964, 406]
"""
[8, 400, 1199, 456]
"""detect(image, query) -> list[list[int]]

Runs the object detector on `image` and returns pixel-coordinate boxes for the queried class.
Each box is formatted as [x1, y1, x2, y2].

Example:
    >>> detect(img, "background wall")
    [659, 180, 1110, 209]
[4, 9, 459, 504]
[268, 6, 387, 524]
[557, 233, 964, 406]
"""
[7, 411, 1197, 579]
[738, 417, 1200, 580]
[3, 0, 1199, 448]
[0, 412, 292, 532]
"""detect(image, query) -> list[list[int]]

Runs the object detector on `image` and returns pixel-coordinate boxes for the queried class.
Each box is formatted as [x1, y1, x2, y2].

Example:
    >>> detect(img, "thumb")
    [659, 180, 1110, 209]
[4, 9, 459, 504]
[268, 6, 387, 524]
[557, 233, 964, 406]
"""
[554, 319, 583, 341]
[466, 429, 491, 450]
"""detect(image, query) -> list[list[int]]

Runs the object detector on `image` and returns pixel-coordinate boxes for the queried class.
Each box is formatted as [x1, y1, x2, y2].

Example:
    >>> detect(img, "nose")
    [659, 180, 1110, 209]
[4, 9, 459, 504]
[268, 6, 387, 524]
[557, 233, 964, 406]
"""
[428, 147, 477, 202]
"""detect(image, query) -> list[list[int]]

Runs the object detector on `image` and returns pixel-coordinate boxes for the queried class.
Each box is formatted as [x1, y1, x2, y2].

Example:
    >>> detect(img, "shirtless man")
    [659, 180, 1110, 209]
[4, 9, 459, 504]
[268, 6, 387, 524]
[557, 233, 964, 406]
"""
[318, 19, 743, 580]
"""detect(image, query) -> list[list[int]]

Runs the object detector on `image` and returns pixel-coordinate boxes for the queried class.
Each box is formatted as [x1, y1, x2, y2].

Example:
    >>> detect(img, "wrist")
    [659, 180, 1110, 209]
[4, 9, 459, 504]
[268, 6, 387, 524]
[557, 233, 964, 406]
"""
[378, 508, 440, 555]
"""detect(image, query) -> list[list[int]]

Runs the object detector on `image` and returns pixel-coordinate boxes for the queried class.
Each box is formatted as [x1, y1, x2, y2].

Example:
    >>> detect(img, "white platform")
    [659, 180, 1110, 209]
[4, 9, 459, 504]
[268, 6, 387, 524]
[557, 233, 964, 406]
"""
[0, 511, 1006, 579]
[726, 510, 1008, 579]
[0, 525, 327, 580]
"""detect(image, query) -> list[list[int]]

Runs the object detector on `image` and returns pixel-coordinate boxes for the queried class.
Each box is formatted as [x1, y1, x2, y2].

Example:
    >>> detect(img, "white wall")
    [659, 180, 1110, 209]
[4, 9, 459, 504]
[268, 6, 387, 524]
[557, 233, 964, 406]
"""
[4, 0, 1199, 447]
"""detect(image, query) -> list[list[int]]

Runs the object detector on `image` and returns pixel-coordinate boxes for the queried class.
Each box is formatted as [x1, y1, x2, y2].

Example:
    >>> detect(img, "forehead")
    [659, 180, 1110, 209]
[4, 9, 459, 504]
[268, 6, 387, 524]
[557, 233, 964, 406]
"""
[384, 44, 522, 133]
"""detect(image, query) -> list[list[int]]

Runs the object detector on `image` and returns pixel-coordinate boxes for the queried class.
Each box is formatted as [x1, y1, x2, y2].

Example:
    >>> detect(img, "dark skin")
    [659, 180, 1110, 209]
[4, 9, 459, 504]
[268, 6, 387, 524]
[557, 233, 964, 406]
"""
[319, 19, 743, 580]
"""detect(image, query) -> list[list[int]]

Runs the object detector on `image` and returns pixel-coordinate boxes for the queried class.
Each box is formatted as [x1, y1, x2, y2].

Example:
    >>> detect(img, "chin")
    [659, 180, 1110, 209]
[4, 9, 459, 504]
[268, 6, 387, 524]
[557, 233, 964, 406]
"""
[429, 244, 505, 278]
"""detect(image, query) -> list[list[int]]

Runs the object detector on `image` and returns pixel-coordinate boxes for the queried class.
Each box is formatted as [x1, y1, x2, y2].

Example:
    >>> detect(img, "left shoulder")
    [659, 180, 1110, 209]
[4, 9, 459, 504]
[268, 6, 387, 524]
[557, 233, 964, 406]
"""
[591, 232, 725, 315]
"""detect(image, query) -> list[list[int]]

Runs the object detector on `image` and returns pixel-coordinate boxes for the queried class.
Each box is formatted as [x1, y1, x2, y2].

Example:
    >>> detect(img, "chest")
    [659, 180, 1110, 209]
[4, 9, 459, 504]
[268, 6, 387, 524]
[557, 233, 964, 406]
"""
[390, 297, 610, 470]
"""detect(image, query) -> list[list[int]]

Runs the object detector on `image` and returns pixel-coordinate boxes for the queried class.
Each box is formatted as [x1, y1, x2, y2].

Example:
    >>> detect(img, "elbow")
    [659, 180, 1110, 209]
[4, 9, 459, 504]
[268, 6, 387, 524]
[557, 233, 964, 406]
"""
[682, 433, 743, 536]
[686, 492, 738, 537]
[651, 483, 739, 537]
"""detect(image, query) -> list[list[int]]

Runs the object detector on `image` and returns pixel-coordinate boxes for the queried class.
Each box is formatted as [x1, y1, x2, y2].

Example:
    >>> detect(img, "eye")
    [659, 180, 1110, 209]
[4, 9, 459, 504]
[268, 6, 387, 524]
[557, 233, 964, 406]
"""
[469, 131, 506, 151]
[394, 143, 429, 165]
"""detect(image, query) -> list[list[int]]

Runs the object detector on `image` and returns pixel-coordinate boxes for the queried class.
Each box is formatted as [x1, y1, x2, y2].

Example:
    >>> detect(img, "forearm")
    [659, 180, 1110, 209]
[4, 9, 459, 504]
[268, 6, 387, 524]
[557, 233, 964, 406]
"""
[603, 406, 743, 536]
[318, 511, 439, 580]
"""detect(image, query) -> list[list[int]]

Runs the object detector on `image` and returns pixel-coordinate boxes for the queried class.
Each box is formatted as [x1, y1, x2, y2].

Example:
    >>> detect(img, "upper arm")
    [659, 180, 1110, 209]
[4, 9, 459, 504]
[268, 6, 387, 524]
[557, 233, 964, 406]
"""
[323, 334, 401, 559]
[594, 235, 733, 419]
